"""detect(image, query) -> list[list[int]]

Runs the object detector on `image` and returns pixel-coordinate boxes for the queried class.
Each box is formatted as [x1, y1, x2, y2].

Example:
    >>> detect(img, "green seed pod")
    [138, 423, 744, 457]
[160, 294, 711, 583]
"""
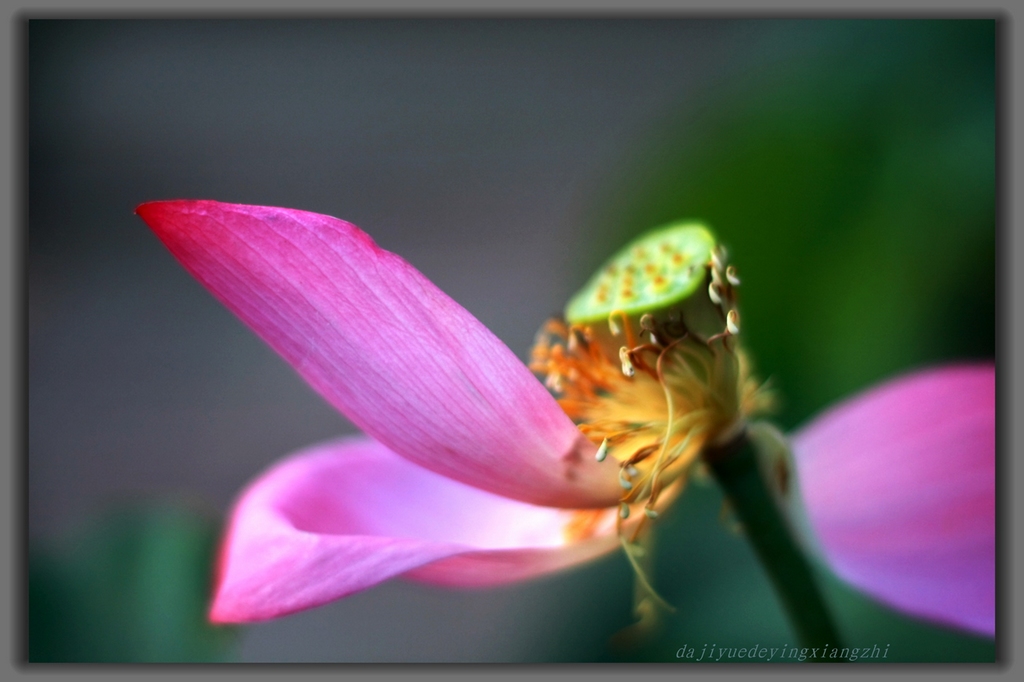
[565, 221, 732, 356]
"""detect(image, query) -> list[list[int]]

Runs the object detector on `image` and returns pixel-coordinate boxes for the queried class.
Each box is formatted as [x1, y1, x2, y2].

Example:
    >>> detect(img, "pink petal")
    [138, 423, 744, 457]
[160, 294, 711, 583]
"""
[209, 436, 619, 623]
[136, 200, 620, 508]
[791, 364, 995, 636]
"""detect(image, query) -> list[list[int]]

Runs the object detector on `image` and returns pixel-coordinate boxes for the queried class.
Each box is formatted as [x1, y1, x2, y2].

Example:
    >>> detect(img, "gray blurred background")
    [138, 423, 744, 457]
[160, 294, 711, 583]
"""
[28, 19, 995, 662]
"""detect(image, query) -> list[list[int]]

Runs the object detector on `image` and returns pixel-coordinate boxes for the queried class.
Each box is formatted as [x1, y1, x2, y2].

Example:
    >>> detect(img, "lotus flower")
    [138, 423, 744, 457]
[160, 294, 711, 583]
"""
[136, 201, 994, 638]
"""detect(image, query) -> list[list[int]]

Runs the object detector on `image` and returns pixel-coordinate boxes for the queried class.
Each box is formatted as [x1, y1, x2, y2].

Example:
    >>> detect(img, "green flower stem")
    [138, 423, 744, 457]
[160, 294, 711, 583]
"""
[704, 429, 843, 655]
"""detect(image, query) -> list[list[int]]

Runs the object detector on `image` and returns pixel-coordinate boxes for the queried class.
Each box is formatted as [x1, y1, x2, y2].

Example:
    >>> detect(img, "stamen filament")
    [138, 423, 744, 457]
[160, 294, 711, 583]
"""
[618, 535, 675, 614]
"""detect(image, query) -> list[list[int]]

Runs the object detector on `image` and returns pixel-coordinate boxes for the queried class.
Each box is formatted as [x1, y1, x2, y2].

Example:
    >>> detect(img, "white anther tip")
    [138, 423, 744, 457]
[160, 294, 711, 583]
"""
[726, 265, 741, 286]
[708, 282, 722, 306]
[619, 346, 636, 378]
[727, 309, 740, 335]
[595, 439, 609, 462]
[711, 250, 725, 272]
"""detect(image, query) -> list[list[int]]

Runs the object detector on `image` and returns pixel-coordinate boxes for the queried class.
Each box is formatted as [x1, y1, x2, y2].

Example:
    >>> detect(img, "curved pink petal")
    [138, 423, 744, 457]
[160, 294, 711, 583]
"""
[137, 200, 619, 508]
[791, 364, 995, 636]
[209, 436, 619, 623]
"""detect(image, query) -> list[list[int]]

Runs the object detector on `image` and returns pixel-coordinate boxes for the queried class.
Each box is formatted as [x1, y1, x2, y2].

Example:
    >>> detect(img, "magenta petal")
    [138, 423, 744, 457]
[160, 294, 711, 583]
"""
[792, 364, 995, 636]
[137, 200, 620, 508]
[209, 436, 619, 623]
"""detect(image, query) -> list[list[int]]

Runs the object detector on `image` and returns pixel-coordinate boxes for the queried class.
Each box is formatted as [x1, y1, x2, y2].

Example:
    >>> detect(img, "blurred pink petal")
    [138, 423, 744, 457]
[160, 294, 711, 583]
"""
[792, 364, 995, 636]
[136, 200, 619, 509]
[209, 436, 619, 623]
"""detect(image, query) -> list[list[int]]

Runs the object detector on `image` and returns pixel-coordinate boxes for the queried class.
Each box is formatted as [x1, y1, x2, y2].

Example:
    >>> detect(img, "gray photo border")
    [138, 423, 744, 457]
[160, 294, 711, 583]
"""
[8, 1, 1018, 681]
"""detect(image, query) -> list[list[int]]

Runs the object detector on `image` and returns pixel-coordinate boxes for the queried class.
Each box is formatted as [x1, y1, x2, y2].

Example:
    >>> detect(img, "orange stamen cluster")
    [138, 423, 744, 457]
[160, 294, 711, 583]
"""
[535, 224, 774, 547]
[537, 222, 775, 627]
[533, 315, 770, 544]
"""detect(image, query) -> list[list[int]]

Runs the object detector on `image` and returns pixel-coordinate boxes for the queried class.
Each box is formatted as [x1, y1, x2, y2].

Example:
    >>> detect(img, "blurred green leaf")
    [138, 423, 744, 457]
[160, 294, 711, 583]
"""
[582, 19, 995, 663]
[582, 19, 995, 430]
[29, 504, 239, 662]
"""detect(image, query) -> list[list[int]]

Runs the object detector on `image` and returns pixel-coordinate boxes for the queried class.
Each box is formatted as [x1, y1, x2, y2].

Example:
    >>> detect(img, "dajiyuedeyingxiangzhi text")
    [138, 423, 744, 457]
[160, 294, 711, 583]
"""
[675, 643, 891, 662]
